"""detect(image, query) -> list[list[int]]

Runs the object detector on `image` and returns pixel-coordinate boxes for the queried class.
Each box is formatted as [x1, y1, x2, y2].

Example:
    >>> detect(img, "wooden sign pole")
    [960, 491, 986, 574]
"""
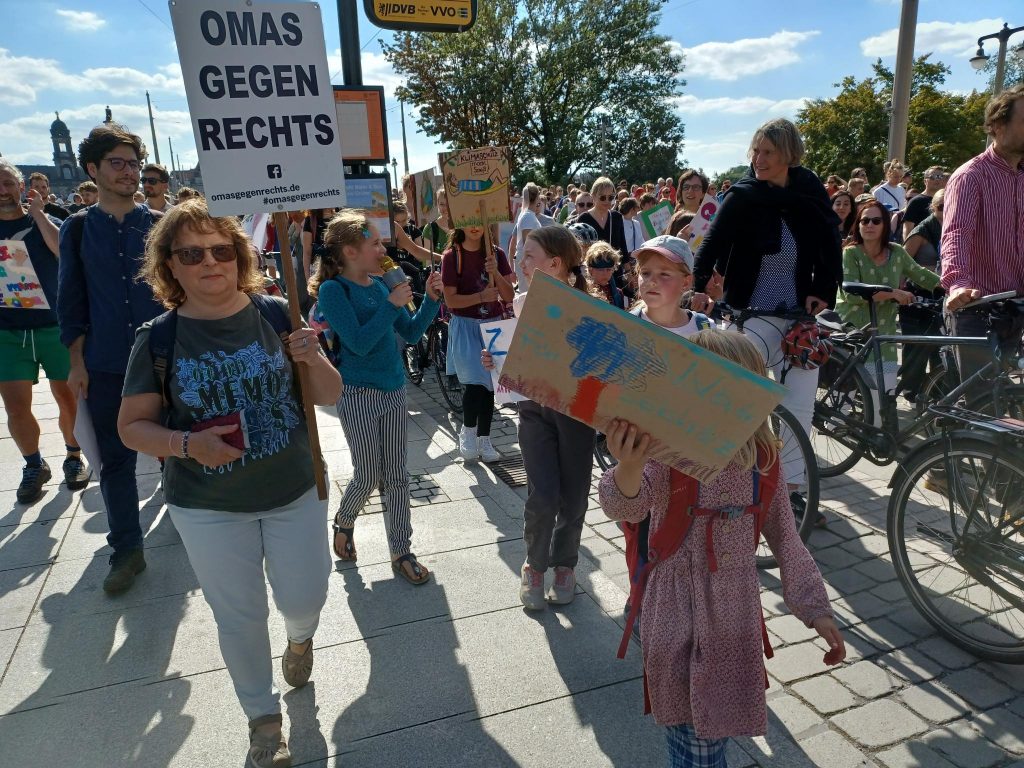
[272, 211, 328, 501]
[479, 199, 492, 265]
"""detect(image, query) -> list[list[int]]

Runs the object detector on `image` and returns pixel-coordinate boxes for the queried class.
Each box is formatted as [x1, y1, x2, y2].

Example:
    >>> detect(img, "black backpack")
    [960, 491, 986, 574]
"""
[148, 294, 292, 416]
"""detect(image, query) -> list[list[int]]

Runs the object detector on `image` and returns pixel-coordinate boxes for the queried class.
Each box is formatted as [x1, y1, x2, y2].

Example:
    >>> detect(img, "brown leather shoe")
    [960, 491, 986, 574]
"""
[248, 714, 291, 768]
[281, 639, 313, 688]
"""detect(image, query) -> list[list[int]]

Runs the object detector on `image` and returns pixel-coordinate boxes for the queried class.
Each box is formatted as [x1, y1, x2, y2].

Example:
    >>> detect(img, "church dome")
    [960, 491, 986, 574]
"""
[50, 112, 70, 137]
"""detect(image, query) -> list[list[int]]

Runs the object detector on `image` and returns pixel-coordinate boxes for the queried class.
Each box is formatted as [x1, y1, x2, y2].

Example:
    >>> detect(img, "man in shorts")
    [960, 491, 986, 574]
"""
[0, 158, 90, 503]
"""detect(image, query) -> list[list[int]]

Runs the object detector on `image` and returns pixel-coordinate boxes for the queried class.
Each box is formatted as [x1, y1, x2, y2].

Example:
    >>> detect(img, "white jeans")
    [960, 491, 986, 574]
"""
[728, 316, 818, 487]
[168, 486, 331, 720]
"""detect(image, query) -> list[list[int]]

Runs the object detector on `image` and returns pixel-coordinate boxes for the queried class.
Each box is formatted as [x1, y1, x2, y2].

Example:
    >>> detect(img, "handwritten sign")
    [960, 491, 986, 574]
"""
[410, 167, 440, 225]
[498, 273, 784, 480]
[688, 194, 720, 252]
[0, 241, 50, 310]
[438, 146, 512, 228]
[480, 318, 527, 404]
[639, 200, 674, 239]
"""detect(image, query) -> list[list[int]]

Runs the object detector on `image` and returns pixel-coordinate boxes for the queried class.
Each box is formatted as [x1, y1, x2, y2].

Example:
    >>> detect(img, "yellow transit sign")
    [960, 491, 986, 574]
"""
[363, 0, 477, 32]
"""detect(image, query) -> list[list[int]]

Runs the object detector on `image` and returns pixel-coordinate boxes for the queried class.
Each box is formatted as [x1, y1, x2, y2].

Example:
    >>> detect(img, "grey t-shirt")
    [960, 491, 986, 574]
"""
[123, 299, 314, 512]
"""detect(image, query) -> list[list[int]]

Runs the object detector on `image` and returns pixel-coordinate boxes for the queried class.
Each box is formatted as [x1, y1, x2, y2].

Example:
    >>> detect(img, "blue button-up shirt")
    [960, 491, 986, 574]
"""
[57, 205, 164, 374]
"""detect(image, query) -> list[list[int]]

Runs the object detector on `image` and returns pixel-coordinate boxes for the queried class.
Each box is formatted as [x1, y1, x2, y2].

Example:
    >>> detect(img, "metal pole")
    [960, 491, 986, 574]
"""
[168, 137, 176, 173]
[146, 91, 161, 164]
[336, 0, 363, 85]
[400, 100, 410, 174]
[994, 34, 1009, 95]
[886, 0, 918, 163]
[600, 117, 607, 176]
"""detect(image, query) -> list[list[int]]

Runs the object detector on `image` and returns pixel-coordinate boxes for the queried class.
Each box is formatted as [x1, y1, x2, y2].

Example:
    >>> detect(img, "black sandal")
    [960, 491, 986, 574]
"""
[332, 518, 356, 561]
[392, 553, 430, 585]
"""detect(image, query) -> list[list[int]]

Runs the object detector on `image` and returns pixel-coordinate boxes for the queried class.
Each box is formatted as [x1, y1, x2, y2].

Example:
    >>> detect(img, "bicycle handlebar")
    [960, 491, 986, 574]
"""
[958, 290, 1020, 311]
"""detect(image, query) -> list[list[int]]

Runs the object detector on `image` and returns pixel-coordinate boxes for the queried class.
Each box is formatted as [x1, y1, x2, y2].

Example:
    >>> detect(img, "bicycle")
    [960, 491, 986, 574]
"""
[887, 404, 1024, 663]
[812, 284, 1024, 477]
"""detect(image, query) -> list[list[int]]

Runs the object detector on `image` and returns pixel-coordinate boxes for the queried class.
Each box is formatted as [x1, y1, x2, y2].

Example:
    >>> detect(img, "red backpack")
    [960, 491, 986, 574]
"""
[618, 451, 780, 710]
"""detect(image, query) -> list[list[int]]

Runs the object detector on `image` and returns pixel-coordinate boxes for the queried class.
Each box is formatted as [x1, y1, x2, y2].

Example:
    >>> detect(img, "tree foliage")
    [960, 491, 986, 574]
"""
[979, 43, 1024, 92]
[381, 0, 685, 184]
[797, 55, 987, 185]
[712, 164, 750, 186]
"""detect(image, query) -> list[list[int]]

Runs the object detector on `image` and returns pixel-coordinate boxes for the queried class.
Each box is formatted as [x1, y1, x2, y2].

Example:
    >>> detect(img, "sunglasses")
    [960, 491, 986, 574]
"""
[576, 201, 594, 209]
[597, 195, 615, 202]
[859, 216, 884, 225]
[141, 176, 166, 185]
[926, 173, 948, 180]
[171, 244, 236, 265]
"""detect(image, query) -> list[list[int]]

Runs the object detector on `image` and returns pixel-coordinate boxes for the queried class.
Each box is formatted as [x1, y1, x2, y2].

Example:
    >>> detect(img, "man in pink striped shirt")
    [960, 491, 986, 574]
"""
[940, 85, 1024, 384]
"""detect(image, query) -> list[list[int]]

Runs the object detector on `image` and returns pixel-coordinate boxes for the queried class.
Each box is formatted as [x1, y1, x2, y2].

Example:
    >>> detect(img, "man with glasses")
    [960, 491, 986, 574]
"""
[141, 163, 173, 213]
[677, 169, 708, 214]
[57, 124, 165, 595]
[901, 165, 947, 241]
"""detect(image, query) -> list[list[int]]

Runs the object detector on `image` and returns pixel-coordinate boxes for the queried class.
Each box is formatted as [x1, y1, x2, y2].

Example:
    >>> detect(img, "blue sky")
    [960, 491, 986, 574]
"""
[2, 0, 1020, 182]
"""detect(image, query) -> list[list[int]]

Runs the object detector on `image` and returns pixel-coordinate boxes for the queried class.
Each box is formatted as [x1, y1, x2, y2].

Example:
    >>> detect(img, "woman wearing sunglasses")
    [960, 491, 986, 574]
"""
[118, 199, 342, 768]
[836, 197, 940, 418]
[576, 176, 629, 262]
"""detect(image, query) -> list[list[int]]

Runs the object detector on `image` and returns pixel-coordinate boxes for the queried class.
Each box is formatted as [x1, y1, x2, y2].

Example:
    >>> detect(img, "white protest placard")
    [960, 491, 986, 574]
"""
[688, 194, 720, 253]
[0, 240, 50, 310]
[170, 0, 346, 216]
[240, 212, 270, 250]
[480, 318, 527, 404]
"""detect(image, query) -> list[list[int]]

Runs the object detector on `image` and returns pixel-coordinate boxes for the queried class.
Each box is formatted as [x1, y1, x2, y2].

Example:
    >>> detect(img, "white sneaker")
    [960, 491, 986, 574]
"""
[520, 563, 546, 610]
[477, 436, 501, 463]
[459, 428, 479, 461]
[546, 566, 576, 605]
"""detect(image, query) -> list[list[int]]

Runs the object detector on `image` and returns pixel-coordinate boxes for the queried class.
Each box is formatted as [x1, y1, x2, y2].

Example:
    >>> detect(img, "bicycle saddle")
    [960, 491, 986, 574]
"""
[842, 281, 893, 299]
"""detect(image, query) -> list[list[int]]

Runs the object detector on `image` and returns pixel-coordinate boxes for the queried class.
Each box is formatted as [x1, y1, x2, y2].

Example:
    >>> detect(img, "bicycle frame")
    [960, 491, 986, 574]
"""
[819, 299, 1009, 464]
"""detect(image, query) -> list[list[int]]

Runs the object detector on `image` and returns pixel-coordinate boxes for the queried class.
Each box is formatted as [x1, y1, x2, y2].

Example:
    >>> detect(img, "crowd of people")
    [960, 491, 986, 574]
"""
[1, 82, 1021, 768]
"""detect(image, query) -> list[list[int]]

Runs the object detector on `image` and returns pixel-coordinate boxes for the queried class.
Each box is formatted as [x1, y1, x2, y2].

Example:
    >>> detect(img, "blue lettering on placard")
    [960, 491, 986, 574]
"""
[484, 327, 507, 356]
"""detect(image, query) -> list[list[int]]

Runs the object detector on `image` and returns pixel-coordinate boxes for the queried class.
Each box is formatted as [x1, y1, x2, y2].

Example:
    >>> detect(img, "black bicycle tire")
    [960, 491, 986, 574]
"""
[758, 404, 818, 569]
[887, 435, 1024, 663]
[812, 347, 873, 477]
[594, 433, 615, 471]
[403, 342, 424, 386]
[430, 322, 464, 414]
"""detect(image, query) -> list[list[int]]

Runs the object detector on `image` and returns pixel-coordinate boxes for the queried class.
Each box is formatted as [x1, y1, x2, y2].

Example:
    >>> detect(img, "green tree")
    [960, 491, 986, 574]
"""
[712, 164, 749, 186]
[979, 43, 1024, 91]
[381, 0, 685, 183]
[797, 55, 987, 184]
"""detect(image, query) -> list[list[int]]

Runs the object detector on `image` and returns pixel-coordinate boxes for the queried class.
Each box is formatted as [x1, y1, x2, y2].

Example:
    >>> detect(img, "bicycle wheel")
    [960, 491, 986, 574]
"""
[403, 340, 425, 386]
[812, 347, 873, 477]
[888, 434, 1024, 663]
[594, 433, 616, 471]
[758, 404, 819, 569]
[915, 365, 954, 437]
[430, 322, 464, 414]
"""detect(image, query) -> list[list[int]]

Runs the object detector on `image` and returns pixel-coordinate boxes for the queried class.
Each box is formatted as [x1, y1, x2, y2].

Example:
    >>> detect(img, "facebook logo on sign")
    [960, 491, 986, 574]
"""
[266, 164, 282, 179]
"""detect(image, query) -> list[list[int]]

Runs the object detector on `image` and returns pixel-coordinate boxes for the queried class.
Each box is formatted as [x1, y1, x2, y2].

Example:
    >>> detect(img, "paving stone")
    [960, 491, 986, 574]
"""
[797, 729, 873, 768]
[846, 617, 917, 653]
[766, 692, 820, 738]
[791, 675, 858, 715]
[978, 662, 1024, 694]
[874, 647, 946, 685]
[833, 660, 906, 699]
[876, 742, 958, 768]
[969, 707, 1024, 755]
[766, 614, 819, 646]
[869, 580, 911, 603]
[852, 557, 897, 584]
[832, 699, 928, 748]
[766, 641, 836, 684]
[823, 566, 878, 596]
[942, 668, 1016, 710]
[923, 721, 1007, 768]
[839, 533, 891, 558]
[813, 546, 866, 572]
[884, 607, 938, 640]
[897, 682, 972, 724]
[915, 637, 978, 670]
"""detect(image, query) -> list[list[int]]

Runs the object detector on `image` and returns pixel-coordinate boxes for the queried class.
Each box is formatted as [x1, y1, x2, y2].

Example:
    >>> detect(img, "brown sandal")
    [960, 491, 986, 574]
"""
[332, 518, 356, 561]
[392, 553, 430, 585]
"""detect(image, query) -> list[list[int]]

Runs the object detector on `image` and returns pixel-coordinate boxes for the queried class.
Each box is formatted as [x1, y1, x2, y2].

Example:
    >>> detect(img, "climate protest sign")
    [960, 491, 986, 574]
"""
[438, 146, 512, 228]
[0, 240, 49, 310]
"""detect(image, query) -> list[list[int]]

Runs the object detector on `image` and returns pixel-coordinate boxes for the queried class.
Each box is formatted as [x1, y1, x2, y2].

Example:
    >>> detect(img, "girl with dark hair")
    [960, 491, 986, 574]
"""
[482, 225, 595, 610]
[831, 189, 857, 242]
[441, 223, 515, 462]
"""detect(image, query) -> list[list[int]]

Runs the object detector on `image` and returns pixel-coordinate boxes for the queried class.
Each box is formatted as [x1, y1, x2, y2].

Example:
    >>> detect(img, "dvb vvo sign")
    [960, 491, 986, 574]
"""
[364, 0, 477, 32]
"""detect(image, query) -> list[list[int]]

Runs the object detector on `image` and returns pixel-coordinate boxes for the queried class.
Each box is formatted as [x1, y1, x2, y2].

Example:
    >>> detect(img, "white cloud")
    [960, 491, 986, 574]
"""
[55, 9, 107, 31]
[676, 30, 821, 82]
[860, 18, 1004, 58]
[327, 49, 404, 95]
[674, 95, 810, 116]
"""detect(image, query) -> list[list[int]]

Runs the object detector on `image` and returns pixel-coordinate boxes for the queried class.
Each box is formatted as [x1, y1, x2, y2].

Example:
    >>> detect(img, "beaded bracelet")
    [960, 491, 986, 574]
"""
[180, 430, 191, 460]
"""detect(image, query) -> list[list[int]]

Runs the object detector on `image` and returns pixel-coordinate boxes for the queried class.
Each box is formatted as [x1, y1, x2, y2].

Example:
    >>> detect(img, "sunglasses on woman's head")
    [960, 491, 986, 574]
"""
[577, 201, 594, 209]
[859, 216, 884, 226]
[171, 244, 236, 265]
[596, 195, 615, 202]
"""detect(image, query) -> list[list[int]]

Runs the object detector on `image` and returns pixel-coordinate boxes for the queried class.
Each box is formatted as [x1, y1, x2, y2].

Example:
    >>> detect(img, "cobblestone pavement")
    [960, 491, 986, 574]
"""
[0, 368, 1022, 767]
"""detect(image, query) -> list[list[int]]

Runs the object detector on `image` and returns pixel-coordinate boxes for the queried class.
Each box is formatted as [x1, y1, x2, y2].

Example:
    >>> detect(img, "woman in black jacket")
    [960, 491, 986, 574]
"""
[693, 118, 842, 507]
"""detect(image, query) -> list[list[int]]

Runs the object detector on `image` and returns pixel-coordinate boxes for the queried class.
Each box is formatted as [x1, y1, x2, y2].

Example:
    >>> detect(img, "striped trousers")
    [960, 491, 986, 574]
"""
[335, 386, 413, 556]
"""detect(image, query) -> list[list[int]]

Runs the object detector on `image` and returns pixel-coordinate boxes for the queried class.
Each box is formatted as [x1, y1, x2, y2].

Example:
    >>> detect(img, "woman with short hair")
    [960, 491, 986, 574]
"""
[118, 199, 341, 768]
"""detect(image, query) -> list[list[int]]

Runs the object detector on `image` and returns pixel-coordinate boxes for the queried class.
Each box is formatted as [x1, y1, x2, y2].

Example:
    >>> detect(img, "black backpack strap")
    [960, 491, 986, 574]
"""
[147, 309, 178, 414]
[249, 293, 293, 340]
[65, 208, 89, 260]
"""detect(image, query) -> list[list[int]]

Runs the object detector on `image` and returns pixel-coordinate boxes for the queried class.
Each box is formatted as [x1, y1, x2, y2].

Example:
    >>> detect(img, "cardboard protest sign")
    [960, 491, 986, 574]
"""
[639, 200, 674, 239]
[438, 146, 512, 228]
[408, 168, 440, 226]
[688, 194, 720, 253]
[170, 0, 347, 216]
[345, 175, 394, 244]
[0, 241, 50, 310]
[498, 273, 785, 480]
[480, 318, 527, 405]
[241, 213, 271, 251]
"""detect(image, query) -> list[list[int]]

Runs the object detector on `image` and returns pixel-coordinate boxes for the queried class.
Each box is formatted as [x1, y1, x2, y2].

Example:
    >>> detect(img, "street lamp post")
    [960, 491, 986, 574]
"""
[391, 158, 398, 189]
[970, 22, 1024, 96]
